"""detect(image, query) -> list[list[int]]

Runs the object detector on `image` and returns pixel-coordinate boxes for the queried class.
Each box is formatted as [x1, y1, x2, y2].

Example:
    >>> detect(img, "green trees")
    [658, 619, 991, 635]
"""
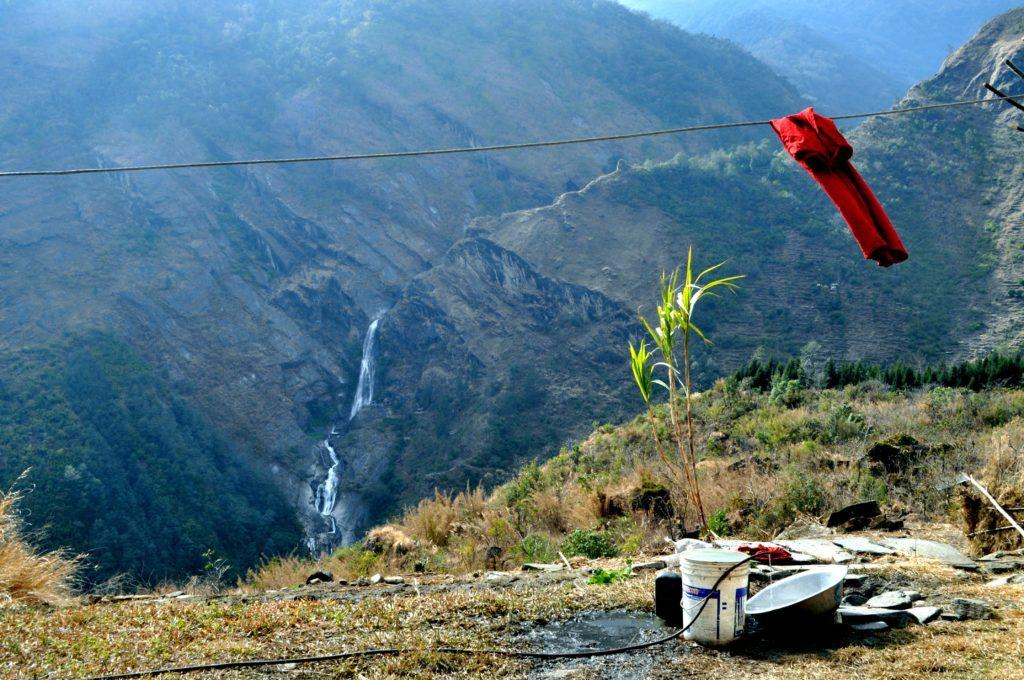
[733, 350, 1024, 393]
[0, 333, 302, 587]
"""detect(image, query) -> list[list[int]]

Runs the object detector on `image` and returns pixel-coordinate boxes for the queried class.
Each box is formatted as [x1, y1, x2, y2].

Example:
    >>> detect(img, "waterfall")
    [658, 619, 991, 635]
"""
[349, 317, 381, 420]
[312, 315, 383, 544]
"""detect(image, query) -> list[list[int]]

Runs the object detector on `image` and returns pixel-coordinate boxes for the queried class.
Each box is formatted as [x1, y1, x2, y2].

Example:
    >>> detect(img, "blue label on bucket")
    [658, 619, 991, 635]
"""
[735, 586, 748, 636]
[683, 585, 721, 638]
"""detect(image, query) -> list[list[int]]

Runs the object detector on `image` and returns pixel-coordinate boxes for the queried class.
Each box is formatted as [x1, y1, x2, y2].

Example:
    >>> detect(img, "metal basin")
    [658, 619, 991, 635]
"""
[746, 566, 847, 623]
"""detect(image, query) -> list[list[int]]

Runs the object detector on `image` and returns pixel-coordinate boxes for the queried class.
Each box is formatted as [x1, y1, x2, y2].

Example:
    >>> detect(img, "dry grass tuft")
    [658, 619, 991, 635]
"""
[0, 488, 77, 607]
[961, 421, 1024, 555]
[365, 525, 416, 557]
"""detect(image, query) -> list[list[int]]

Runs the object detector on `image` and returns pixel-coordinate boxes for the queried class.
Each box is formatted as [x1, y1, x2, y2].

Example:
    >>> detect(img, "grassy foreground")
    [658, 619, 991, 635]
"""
[2, 554, 1022, 678]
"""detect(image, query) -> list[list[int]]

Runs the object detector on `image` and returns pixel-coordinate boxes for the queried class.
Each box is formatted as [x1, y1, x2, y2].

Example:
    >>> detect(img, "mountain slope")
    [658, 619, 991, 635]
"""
[485, 8, 1024, 377]
[0, 0, 804, 575]
[620, 0, 1019, 112]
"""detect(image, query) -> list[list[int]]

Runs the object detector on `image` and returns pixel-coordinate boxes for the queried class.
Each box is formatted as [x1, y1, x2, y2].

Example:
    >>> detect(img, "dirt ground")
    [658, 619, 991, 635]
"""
[2, 527, 1022, 679]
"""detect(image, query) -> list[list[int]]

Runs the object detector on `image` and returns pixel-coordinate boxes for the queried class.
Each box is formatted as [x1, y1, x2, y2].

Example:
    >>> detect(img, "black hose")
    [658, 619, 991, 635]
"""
[85, 555, 756, 679]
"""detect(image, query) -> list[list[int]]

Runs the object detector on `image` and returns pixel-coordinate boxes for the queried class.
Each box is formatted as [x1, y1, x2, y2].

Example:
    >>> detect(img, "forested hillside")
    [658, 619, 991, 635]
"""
[0, 334, 301, 585]
[0, 0, 804, 579]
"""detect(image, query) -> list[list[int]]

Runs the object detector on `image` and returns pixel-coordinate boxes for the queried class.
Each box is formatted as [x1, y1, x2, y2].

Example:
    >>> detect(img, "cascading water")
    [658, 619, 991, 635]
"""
[312, 315, 383, 545]
[349, 317, 380, 420]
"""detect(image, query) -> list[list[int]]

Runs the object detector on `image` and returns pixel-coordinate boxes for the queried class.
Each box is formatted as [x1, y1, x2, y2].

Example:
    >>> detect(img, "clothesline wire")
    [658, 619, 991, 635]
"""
[0, 92, 1020, 179]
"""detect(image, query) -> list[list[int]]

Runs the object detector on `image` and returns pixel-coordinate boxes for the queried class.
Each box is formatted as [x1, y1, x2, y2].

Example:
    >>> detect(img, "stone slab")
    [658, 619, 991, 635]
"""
[776, 539, 854, 564]
[832, 537, 895, 556]
[878, 538, 978, 570]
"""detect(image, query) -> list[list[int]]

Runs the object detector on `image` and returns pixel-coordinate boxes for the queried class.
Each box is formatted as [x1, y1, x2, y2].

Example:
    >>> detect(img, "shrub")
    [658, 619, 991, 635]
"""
[707, 508, 730, 536]
[588, 562, 633, 585]
[0, 488, 77, 606]
[517, 534, 558, 563]
[561, 529, 618, 559]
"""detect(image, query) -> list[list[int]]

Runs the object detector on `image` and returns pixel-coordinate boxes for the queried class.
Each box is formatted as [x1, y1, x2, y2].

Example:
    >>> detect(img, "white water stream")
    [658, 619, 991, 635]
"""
[313, 315, 383, 540]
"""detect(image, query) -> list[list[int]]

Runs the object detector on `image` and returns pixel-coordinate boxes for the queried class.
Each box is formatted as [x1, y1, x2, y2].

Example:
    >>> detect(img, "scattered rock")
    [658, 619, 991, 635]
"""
[369, 573, 382, 585]
[832, 537, 895, 556]
[980, 548, 1024, 560]
[654, 569, 682, 627]
[981, 559, 1024, 574]
[837, 606, 914, 628]
[850, 621, 889, 632]
[776, 520, 834, 540]
[944, 598, 993, 621]
[522, 563, 564, 572]
[305, 571, 334, 586]
[869, 515, 906, 531]
[879, 538, 978, 570]
[842, 572, 868, 587]
[906, 606, 942, 624]
[776, 539, 853, 564]
[827, 501, 881, 529]
[383, 576, 405, 585]
[866, 591, 915, 609]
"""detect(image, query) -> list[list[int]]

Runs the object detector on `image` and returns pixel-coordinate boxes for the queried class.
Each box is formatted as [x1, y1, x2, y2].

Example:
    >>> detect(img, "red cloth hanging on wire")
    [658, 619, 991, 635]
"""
[770, 108, 908, 267]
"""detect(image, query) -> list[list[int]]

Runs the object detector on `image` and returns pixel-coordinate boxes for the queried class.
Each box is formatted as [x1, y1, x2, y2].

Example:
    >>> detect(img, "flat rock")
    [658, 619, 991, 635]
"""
[850, 621, 889, 632]
[776, 520, 834, 540]
[985, 574, 1024, 587]
[944, 598, 993, 621]
[837, 606, 914, 628]
[866, 591, 915, 609]
[632, 560, 668, 572]
[383, 576, 405, 585]
[522, 563, 564, 572]
[879, 538, 978, 570]
[832, 537, 895, 556]
[906, 606, 942, 624]
[776, 539, 854, 564]
[980, 548, 1024, 561]
[981, 559, 1024, 574]
[843, 573, 868, 587]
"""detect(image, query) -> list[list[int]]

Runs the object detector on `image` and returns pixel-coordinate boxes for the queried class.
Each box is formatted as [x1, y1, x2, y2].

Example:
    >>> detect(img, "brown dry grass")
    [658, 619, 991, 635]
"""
[0, 488, 77, 607]
[962, 422, 1024, 555]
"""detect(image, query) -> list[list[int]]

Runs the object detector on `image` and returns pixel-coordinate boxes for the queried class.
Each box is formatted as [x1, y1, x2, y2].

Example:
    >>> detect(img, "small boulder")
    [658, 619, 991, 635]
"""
[944, 598, 993, 621]
[866, 591, 915, 610]
[305, 571, 334, 586]
[906, 606, 942, 624]
[837, 606, 914, 628]
[827, 501, 881, 530]
[383, 576, 405, 585]
[369, 573, 382, 585]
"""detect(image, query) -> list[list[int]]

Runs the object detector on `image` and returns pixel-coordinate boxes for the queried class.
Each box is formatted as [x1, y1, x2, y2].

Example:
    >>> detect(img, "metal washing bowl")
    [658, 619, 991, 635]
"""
[746, 565, 848, 623]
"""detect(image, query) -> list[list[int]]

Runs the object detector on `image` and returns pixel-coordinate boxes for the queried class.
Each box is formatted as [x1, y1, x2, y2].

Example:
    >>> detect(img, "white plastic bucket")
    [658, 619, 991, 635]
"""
[680, 549, 750, 646]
